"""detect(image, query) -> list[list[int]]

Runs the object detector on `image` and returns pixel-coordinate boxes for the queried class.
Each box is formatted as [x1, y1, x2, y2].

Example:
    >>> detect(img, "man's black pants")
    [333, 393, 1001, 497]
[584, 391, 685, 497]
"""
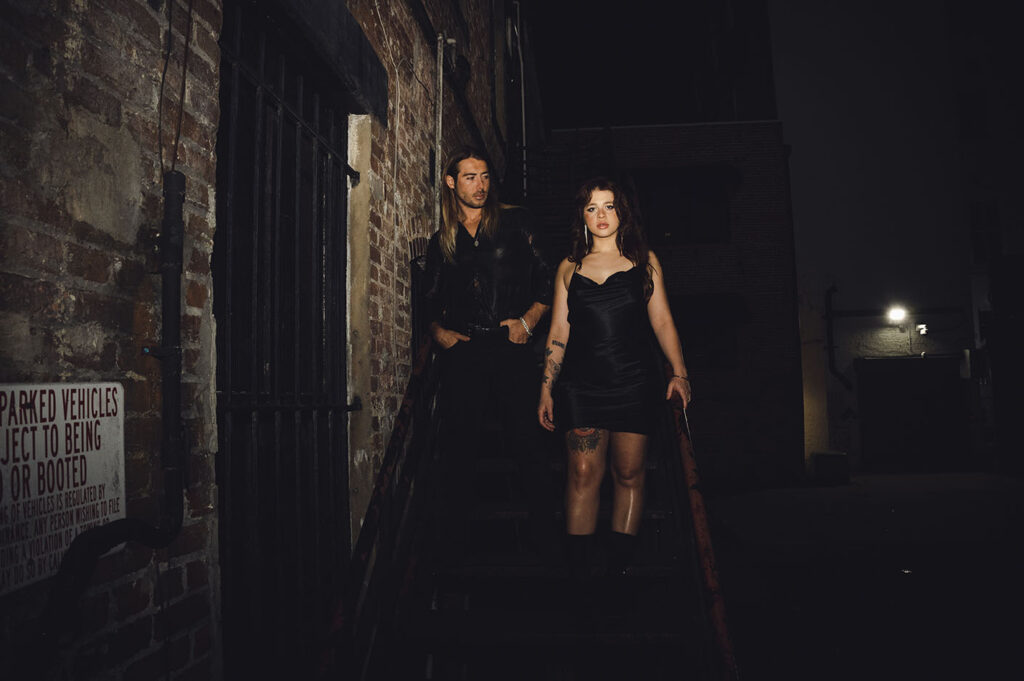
[434, 332, 556, 556]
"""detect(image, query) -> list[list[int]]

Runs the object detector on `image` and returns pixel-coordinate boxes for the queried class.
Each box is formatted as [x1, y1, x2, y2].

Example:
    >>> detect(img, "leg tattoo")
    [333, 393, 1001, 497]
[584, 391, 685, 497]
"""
[567, 427, 602, 452]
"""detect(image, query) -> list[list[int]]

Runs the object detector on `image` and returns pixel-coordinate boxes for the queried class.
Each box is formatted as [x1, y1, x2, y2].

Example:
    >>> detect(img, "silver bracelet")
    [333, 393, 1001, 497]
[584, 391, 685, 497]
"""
[518, 317, 532, 337]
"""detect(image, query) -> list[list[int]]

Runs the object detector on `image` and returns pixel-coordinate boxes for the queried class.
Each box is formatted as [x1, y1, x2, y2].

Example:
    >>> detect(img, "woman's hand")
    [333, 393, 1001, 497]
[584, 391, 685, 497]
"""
[538, 392, 556, 431]
[666, 376, 692, 409]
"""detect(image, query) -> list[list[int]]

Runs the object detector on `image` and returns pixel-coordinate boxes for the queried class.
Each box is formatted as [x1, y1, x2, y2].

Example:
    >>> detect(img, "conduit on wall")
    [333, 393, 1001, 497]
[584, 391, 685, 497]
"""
[32, 171, 188, 654]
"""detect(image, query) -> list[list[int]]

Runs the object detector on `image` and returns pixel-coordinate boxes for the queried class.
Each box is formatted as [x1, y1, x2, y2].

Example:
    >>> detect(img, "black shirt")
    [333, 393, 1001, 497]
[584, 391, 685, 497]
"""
[424, 206, 552, 334]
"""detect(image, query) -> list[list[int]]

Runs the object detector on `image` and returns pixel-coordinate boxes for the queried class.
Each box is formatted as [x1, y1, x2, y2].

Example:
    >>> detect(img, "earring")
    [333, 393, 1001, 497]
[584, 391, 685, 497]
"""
[584, 229, 590, 247]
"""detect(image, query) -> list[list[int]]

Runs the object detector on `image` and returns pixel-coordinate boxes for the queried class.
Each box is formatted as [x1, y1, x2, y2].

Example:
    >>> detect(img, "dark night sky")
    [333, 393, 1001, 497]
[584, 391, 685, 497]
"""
[525, 0, 1021, 313]
[527, 1, 698, 129]
[770, 0, 968, 310]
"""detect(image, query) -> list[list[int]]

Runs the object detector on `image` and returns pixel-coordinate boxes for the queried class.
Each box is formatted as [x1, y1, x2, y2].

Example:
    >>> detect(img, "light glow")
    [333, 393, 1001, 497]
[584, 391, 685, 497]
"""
[887, 306, 908, 324]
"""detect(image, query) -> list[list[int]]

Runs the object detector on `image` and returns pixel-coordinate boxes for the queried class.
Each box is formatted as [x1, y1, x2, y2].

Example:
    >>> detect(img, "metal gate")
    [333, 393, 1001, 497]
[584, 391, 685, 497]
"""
[214, 1, 352, 675]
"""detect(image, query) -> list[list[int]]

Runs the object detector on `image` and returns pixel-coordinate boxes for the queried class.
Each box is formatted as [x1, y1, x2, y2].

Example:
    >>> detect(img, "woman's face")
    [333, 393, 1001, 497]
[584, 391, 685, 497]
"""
[583, 189, 620, 240]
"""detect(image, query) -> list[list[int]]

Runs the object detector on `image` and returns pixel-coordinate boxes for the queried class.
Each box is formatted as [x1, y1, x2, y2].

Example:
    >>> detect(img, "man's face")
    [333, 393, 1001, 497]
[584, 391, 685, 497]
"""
[446, 157, 490, 210]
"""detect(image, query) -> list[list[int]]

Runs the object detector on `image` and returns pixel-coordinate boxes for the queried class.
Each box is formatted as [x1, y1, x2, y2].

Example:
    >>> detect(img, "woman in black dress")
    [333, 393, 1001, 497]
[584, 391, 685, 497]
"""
[537, 177, 691, 577]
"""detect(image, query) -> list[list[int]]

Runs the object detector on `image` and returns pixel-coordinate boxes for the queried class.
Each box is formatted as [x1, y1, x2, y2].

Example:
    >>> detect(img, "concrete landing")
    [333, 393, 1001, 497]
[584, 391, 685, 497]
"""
[709, 473, 1024, 680]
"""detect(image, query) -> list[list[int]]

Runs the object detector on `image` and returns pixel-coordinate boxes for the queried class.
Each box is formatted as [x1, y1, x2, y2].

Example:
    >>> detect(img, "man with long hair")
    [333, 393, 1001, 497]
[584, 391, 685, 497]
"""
[424, 145, 553, 559]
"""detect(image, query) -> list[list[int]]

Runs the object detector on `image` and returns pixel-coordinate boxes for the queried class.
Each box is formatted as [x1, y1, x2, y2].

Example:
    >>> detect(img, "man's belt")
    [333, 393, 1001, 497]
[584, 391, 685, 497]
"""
[464, 323, 508, 339]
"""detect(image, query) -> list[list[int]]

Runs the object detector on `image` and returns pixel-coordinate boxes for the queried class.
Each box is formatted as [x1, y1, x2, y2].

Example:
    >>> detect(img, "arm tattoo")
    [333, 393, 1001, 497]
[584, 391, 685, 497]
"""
[546, 358, 562, 385]
[543, 342, 565, 385]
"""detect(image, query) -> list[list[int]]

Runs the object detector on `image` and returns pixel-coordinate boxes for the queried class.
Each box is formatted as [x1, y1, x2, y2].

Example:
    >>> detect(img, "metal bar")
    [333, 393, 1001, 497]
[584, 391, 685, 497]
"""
[317, 338, 436, 677]
[307, 93, 323, 654]
[270, 47, 287, 666]
[217, 5, 353, 675]
[335, 110, 351, 576]
[231, 60, 347, 157]
[291, 68, 306, 657]
[220, 20, 242, 655]
[300, 73, 315, 653]
[310, 134, 325, 649]
[245, 26, 267, 648]
[318, 137, 333, 612]
[669, 397, 740, 681]
[324, 115, 340, 602]
[222, 399, 350, 410]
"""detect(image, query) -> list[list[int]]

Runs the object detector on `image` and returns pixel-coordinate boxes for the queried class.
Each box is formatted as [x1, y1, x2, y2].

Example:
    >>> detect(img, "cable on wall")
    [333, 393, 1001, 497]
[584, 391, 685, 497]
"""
[157, 0, 195, 174]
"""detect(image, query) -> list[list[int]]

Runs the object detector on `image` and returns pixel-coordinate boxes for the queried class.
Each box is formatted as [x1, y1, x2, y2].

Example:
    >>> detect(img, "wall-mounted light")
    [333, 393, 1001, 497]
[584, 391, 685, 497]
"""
[886, 305, 908, 332]
[886, 306, 908, 324]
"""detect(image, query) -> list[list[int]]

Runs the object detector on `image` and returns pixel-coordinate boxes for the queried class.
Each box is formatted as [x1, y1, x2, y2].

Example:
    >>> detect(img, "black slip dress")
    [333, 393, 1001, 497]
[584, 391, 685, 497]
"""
[553, 267, 664, 434]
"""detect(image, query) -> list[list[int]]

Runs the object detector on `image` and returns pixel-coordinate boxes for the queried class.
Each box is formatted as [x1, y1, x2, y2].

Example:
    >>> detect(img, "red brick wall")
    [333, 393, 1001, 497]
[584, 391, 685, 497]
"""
[345, 0, 509, 510]
[1, 0, 514, 676]
[1, 1, 221, 678]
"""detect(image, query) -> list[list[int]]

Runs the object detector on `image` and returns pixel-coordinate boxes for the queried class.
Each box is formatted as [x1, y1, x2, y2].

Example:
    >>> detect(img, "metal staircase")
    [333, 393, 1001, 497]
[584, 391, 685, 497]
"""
[318, 246, 737, 680]
[348, 382, 719, 679]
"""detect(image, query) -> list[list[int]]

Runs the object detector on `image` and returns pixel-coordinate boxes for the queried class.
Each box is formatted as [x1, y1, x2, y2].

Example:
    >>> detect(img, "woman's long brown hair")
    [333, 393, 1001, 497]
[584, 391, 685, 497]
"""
[568, 177, 653, 299]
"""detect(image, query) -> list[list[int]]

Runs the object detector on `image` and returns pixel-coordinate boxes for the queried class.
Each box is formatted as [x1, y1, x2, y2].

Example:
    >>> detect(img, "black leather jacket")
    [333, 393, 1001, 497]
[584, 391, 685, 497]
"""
[423, 206, 552, 335]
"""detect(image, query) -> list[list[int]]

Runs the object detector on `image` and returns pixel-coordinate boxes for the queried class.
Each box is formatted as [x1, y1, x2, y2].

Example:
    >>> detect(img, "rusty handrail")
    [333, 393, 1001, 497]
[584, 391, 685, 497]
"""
[318, 336, 437, 678]
[668, 396, 741, 681]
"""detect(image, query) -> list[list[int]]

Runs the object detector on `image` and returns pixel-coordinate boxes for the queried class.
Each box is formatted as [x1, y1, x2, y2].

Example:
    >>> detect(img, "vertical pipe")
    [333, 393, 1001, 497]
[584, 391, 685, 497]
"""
[160, 170, 186, 528]
[825, 284, 854, 391]
[29, 171, 189, 672]
[513, 1, 527, 199]
[434, 33, 445, 231]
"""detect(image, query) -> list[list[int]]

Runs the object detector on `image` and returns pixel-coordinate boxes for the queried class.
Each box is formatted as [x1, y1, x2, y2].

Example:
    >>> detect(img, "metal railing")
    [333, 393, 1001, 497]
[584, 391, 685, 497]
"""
[664, 380, 741, 681]
[317, 336, 441, 679]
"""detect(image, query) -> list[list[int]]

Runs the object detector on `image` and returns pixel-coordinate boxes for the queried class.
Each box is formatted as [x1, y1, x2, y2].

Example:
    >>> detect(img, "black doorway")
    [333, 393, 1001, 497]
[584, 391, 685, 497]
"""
[856, 356, 971, 473]
[214, 1, 351, 675]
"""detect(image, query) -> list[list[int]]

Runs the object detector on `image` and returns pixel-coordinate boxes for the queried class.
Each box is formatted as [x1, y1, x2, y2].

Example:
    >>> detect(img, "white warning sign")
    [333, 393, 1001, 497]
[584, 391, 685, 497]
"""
[0, 383, 126, 595]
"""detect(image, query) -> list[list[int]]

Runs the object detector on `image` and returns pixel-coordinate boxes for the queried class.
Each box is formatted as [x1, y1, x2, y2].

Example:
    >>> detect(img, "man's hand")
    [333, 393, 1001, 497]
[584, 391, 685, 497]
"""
[432, 324, 470, 350]
[501, 318, 531, 344]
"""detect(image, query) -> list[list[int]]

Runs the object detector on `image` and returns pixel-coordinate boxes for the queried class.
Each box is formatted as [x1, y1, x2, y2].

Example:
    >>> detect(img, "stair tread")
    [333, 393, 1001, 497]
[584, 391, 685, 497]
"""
[432, 562, 681, 579]
[473, 457, 662, 473]
[470, 501, 671, 520]
[400, 606, 700, 645]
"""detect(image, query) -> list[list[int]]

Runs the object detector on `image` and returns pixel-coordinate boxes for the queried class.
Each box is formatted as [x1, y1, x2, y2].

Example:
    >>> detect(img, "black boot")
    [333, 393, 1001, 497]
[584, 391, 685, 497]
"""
[565, 533, 597, 616]
[566, 533, 595, 579]
[605, 531, 638, 616]
[606, 531, 637, 577]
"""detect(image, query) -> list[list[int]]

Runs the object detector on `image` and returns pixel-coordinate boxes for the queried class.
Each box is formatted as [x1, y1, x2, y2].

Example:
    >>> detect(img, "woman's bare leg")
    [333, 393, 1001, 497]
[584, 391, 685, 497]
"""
[564, 427, 609, 535]
[608, 431, 648, 535]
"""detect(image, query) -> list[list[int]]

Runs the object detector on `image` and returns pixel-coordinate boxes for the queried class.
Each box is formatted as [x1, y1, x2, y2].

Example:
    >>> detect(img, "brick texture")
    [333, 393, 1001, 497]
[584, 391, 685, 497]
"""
[345, 0, 511, 525]
[0, 0, 220, 678]
[2, 0, 513, 677]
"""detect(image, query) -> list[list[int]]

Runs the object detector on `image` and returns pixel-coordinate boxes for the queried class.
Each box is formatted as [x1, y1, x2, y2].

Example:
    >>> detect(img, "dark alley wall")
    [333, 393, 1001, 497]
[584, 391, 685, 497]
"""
[1, 0, 223, 677]
[771, 0, 1023, 473]
[1, 0, 522, 678]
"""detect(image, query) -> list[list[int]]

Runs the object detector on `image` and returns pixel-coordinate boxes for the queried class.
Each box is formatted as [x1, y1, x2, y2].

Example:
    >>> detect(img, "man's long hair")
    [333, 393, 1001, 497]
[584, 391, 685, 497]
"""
[439, 146, 500, 262]
[568, 177, 653, 299]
